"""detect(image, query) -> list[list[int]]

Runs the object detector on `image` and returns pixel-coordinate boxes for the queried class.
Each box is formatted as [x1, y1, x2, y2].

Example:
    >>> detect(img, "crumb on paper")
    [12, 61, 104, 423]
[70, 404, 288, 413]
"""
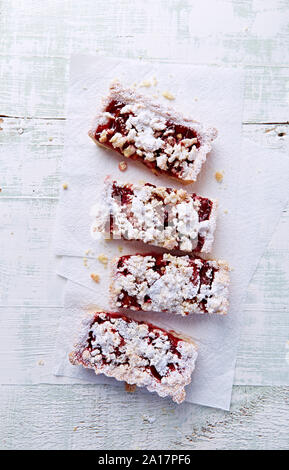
[73, 426, 78, 432]
[62, 183, 68, 190]
[85, 249, 91, 255]
[90, 273, 100, 283]
[38, 360, 44, 366]
[224, 209, 228, 214]
[118, 246, 123, 253]
[139, 79, 151, 88]
[142, 414, 156, 424]
[98, 254, 108, 267]
[48, 137, 53, 142]
[83, 257, 88, 267]
[162, 91, 175, 100]
[119, 161, 127, 172]
[125, 383, 136, 393]
[152, 94, 159, 98]
[194, 97, 198, 102]
[265, 127, 276, 133]
[152, 77, 157, 86]
[215, 171, 223, 183]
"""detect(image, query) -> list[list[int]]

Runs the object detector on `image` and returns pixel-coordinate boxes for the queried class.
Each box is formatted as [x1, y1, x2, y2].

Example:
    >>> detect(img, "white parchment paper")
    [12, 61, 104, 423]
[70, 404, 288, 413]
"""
[53, 56, 289, 410]
[54, 56, 243, 260]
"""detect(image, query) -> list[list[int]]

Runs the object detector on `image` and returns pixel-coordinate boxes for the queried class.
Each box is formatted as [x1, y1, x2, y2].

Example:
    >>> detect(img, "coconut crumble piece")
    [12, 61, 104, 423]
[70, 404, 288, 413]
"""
[90, 178, 218, 254]
[69, 311, 198, 404]
[89, 81, 217, 184]
[111, 253, 230, 316]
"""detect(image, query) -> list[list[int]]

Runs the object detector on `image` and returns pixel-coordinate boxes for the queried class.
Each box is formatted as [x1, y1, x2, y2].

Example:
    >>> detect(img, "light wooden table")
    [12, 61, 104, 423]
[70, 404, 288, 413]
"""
[1, 0, 289, 450]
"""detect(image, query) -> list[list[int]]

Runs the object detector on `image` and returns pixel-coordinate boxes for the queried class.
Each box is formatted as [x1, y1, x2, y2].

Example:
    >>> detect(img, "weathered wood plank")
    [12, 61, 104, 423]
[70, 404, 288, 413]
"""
[0, 384, 288, 450]
[1, 119, 288, 198]
[1, 0, 289, 66]
[1, 1, 289, 120]
[0, 198, 65, 307]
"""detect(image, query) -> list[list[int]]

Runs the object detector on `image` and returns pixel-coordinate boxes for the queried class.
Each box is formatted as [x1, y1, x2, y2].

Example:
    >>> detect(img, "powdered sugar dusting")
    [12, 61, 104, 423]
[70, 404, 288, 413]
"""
[90, 179, 217, 253]
[111, 253, 230, 316]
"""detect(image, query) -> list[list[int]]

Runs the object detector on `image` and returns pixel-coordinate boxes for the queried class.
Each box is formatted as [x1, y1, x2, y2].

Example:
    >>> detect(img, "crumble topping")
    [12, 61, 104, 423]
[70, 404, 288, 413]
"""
[111, 253, 230, 316]
[89, 81, 217, 183]
[91, 179, 217, 253]
[69, 311, 198, 403]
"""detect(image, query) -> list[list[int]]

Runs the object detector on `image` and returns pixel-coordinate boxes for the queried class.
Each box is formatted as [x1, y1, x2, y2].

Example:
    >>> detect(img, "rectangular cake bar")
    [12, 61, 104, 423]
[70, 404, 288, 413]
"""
[111, 253, 230, 316]
[89, 81, 217, 184]
[69, 311, 198, 404]
[91, 179, 217, 253]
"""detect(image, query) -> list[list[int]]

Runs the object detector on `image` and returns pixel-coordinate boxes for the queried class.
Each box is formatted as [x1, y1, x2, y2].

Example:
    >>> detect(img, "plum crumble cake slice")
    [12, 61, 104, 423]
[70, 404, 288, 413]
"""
[69, 311, 198, 404]
[111, 253, 230, 316]
[88, 81, 217, 184]
[91, 179, 218, 253]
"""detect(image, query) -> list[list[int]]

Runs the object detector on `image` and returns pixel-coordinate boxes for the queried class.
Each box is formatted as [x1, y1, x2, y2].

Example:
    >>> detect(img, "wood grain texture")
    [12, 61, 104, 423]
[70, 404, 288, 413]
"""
[0, 384, 289, 450]
[1, 0, 289, 450]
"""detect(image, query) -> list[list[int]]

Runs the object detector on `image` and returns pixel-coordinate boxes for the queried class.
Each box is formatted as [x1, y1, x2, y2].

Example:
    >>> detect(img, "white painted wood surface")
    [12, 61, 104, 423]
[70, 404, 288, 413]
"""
[1, 0, 289, 449]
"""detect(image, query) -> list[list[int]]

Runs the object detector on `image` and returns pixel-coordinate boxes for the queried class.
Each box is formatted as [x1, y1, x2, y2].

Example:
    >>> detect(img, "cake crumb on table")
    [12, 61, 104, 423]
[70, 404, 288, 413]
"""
[62, 183, 68, 190]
